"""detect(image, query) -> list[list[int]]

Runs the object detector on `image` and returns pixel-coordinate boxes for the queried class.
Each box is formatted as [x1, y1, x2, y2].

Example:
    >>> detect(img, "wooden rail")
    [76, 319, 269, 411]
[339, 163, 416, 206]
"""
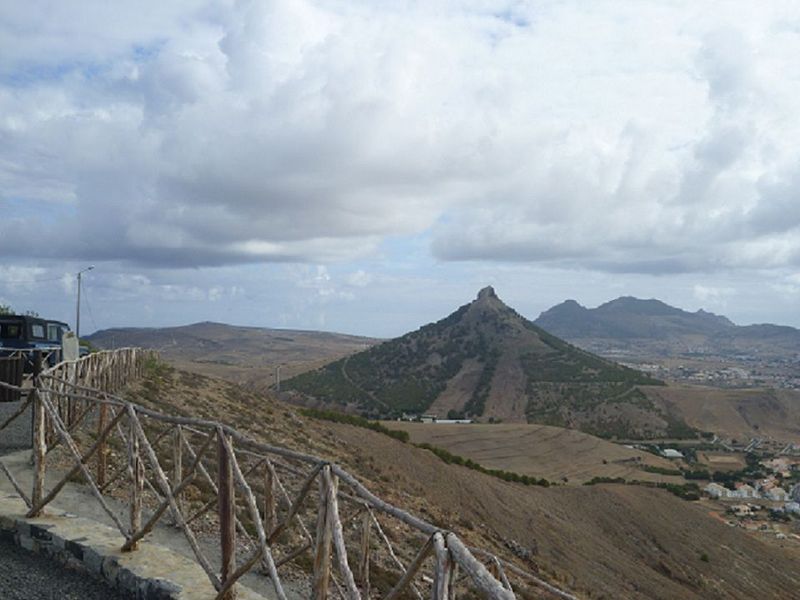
[0, 349, 578, 600]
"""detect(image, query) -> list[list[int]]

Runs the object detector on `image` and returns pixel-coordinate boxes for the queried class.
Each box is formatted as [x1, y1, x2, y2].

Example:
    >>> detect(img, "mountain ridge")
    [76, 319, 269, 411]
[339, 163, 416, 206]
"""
[534, 296, 800, 358]
[285, 287, 682, 439]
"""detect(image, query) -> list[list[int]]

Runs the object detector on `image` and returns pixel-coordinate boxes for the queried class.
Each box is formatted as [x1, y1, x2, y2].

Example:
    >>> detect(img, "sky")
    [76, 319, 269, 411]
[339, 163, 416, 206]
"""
[2, 0, 800, 338]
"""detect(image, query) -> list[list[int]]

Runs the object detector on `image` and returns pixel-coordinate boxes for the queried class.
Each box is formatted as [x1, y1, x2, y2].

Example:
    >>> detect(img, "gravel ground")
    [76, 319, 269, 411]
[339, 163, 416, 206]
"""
[0, 537, 133, 600]
[0, 398, 32, 451]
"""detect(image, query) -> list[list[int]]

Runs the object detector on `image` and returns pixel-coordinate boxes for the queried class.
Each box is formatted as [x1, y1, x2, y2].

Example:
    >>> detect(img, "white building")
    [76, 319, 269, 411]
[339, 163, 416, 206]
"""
[732, 484, 757, 499]
[765, 487, 789, 502]
[790, 483, 800, 502]
[662, 448, 683, 459]
[705, 483, 732, 499]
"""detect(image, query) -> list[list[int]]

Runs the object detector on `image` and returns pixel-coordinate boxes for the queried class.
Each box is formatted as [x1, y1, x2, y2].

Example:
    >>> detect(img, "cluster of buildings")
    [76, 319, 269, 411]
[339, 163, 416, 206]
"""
[704, 481, 794, 502]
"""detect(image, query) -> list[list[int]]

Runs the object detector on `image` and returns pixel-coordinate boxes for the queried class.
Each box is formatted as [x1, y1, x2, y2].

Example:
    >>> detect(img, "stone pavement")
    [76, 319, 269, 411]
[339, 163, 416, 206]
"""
[0, 450, 302, 599]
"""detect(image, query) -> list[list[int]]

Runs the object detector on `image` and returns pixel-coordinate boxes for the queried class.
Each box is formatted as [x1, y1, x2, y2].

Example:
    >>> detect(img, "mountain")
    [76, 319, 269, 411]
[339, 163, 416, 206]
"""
[536, 297, 735, 340]
[86, 322, 379, 392]
[534, 296, 800, 358]
[285, 287, 681, 438]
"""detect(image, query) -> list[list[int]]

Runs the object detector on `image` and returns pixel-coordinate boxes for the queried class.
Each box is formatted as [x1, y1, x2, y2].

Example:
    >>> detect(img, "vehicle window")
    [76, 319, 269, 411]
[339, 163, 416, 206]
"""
[0, 323, 22, 339]
[47, 324, 60, 341]
[31, 324, 45, 339]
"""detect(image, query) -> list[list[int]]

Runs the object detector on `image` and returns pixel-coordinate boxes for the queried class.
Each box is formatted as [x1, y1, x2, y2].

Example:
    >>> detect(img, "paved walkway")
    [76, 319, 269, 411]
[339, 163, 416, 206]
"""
[0, 535, 133, 600]
[0, 450, 302, 599]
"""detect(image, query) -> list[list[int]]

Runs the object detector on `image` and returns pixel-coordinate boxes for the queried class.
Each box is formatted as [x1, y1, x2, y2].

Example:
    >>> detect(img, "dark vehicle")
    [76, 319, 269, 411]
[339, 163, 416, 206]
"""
[0, 315, 71, 370]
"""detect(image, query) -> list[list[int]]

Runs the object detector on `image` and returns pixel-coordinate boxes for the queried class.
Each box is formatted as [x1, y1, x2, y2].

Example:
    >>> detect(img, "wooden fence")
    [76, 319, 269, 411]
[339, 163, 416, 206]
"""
[0, 349, 577, 600]
[0, 356, 24, 402]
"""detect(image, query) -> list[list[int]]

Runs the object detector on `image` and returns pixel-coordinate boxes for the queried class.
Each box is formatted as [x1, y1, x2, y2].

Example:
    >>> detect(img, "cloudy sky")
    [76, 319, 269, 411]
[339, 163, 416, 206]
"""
[2, 0, 800, 338]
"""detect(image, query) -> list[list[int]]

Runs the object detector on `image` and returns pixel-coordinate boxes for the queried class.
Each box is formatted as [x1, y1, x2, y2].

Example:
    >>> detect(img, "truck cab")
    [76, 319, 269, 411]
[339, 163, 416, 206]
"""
[0, 315, 72, 367]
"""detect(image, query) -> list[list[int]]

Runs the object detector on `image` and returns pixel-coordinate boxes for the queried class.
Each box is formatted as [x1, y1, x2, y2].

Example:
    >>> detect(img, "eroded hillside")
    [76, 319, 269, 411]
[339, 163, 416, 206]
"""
[124, 364, 800, 599]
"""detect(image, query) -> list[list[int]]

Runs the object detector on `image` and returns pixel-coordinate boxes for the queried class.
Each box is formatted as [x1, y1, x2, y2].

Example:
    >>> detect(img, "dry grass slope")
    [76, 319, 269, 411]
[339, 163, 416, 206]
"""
[124, 365, 800, 599]
[644, 385, 800, 442]
[387, 423, 686, 484]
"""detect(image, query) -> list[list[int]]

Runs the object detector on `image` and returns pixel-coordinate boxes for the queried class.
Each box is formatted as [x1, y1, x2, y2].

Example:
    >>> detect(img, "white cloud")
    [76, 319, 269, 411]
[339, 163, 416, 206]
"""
[1, 1, 795, 275]
[2, 2, 800, 334]
[345, 270, 372, 288]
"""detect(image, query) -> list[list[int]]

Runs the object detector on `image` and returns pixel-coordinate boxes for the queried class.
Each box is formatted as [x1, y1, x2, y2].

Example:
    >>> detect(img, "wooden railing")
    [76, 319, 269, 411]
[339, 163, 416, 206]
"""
[0, 349, 577, 600]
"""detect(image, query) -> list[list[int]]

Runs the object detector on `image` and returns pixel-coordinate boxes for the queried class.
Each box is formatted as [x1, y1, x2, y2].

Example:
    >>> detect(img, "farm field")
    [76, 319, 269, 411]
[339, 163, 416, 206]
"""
[644, 385, 800, 442]
[698, 452, 747, 472]
[385, 422, 685, 484]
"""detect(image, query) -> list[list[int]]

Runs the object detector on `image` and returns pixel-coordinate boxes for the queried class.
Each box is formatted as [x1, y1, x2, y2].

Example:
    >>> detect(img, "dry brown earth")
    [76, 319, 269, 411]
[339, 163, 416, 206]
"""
[87, 321, 378, 393]
[123, 367, 800, 599]
[644, 385, 800, 442]
[386, 422, 685, 484]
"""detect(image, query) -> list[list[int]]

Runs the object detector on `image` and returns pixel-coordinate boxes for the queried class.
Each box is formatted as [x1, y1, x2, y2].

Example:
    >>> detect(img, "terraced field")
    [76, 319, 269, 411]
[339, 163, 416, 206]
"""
[386, 422, 686, 484]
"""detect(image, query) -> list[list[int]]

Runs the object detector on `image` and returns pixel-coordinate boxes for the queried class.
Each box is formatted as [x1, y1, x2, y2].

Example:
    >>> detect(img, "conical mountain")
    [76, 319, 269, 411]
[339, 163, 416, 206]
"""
[286, 288, 675, 437]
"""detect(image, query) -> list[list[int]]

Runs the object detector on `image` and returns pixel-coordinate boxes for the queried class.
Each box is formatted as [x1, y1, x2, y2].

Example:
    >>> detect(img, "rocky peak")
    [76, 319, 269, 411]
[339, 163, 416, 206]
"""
[477, 286, 497, 301]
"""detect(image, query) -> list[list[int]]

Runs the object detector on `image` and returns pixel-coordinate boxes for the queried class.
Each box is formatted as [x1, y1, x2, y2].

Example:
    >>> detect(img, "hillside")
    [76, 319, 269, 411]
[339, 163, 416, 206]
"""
[123, 365, 800, 599]
[535, 297, 800, 359]
[644, 385, 800, 442]
[86, 321, 378, 392]
[284, 287, 691, 439]
[385, 422, 685, 484]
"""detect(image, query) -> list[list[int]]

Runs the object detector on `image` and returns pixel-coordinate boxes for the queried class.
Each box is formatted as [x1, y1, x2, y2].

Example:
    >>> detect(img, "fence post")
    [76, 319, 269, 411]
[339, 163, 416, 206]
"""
[432, 532, 452, 600]
[96, 403, 108, 487]
[172, 425, 183, 523]
[263, 462, 277, 536]
[358, 508, 371, 597]
[30, 351, 45, 514]
[218, 429, 237, 599]
[128, 410, 144, 549]
[313, 465, 333, 599]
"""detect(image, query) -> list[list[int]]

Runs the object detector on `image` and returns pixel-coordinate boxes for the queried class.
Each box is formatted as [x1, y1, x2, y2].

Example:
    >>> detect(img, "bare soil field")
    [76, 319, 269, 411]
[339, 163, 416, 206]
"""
[386, 422, 684, 484]
[644, 385, 800, 442]
[698, 452, 747, 472]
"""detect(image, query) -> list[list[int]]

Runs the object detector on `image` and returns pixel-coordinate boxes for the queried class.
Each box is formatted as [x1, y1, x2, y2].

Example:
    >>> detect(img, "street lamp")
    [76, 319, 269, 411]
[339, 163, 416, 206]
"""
[76, 265, 94, 339]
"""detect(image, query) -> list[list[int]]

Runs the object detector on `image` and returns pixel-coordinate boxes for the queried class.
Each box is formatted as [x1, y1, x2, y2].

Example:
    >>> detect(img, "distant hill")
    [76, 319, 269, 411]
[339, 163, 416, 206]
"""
[86, 322, 379, 391]
[534, 297, 800, 358]
[285, 287, 686, 439]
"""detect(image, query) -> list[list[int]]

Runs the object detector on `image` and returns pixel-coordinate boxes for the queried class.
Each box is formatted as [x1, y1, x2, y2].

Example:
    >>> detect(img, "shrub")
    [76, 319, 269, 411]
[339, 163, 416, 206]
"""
[299, 408, 410, 443]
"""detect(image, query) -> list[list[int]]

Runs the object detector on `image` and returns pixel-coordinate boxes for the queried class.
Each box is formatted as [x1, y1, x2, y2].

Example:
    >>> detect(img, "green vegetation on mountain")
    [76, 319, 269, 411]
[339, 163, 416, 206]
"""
[286, 287, 687, 439]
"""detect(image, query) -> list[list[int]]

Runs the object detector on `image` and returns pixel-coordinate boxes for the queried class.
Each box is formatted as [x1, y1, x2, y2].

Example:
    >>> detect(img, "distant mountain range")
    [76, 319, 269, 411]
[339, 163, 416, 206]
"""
[285, 287, 691, 439]
[534, 297, 800, 358]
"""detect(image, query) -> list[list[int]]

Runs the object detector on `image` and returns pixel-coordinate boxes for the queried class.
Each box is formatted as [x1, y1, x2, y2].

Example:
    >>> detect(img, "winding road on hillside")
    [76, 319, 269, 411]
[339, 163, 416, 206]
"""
[341, 355, 391, 411]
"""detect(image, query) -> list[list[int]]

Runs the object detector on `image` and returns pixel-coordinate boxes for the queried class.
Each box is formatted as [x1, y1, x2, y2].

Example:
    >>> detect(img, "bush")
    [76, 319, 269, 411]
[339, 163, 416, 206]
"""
[299, 408, 410, 443]
[642, 465, 682, 476]
[416, 444, 551, 487]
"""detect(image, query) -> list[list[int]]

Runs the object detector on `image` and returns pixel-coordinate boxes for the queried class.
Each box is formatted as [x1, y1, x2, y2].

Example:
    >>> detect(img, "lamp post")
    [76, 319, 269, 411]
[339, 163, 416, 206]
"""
[76, 265, 94, 339]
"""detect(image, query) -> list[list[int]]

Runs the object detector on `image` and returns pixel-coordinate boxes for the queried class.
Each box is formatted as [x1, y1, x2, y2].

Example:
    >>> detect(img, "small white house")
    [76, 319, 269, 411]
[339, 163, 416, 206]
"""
[765, 487, 789, 502]
[662, 448, 683, 459]
[785, 502, 800, 515]
[705, 482, 732, 499]
[790, 483, 800, 502]
[732, 484, 757, 499]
